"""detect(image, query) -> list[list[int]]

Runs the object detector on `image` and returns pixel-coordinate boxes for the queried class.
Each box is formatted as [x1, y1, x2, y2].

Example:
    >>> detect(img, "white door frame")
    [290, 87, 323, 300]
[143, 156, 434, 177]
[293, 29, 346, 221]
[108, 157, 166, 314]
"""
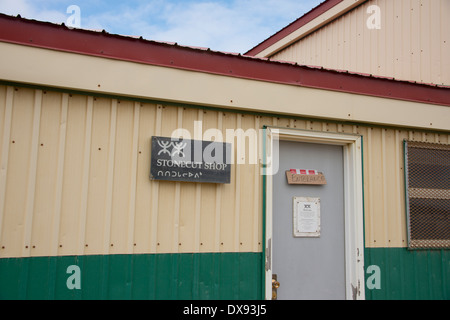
[263, 127, 365, 300]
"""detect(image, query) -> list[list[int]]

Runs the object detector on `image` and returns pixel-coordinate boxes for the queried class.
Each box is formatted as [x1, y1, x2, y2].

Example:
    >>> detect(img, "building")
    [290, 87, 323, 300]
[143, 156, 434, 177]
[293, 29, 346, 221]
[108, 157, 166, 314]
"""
[247, 0, 450, 86]
[0, 0, 448, 300]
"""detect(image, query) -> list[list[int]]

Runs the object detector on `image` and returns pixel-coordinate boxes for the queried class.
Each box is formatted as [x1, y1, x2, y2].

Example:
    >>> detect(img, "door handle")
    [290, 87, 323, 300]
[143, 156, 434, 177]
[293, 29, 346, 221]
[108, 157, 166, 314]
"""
[272, 274, 280, 300]
[272, 279, 280, 289]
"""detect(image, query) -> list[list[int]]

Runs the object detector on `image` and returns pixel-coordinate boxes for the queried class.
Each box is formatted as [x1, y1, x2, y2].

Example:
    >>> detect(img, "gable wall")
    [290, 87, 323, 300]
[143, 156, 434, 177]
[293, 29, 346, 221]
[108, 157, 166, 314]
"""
[271, 0, 450, 86]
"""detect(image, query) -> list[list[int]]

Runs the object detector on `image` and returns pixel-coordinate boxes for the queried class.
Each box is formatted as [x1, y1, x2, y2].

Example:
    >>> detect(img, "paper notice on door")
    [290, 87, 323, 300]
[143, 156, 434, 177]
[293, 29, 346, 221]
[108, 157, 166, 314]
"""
[293, 197, 320, 237]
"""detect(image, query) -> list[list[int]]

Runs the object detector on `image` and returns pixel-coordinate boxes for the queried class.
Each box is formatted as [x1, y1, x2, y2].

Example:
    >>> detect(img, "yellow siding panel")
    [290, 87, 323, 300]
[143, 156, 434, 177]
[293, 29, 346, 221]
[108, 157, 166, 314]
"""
[83, 98, 112, 254]
[199, 110, 220, 253]
[220, 112, 238, 252]
[22, 89, 41, 257]
[110, 100, 137, 254]
[272, 0, 450, 85]
[1, 87, 35, 257]
[31, 91, 62, 257]
[410, 0, 421, 83]
[178, 108, 201, 253]
[157, 105, 178, 253]
[442, 0, 450, 85]
[134, 102, 157, 254]
[238, 115, 258, 252]
[0, 86, 12, 249]
[58, 95, 89, 255]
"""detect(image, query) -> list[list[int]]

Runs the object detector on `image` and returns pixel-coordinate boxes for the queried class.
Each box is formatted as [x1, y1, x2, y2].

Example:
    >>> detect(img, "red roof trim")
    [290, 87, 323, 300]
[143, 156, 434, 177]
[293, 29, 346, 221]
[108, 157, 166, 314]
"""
[245, 0, 344, 56]
[0, 14, 449, 107]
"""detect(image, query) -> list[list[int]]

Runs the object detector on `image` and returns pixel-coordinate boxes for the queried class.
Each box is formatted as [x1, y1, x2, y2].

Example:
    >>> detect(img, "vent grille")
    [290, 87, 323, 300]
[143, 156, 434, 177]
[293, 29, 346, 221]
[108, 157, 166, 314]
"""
[405, 141, 450, 249]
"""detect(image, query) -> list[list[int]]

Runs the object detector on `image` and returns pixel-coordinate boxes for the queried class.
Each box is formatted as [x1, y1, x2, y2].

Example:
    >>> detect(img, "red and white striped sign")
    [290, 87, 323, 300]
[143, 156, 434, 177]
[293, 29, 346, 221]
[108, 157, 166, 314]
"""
[290, 169, 318, 175]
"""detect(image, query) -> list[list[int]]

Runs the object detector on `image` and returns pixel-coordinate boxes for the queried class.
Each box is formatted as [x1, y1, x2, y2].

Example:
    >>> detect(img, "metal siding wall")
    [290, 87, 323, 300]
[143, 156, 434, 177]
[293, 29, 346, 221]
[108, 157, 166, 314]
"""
[0, 86, 267, 258]
[364, 127, 449, 248]
[1, 84, 449, 258]
[272, 0, 450, 86]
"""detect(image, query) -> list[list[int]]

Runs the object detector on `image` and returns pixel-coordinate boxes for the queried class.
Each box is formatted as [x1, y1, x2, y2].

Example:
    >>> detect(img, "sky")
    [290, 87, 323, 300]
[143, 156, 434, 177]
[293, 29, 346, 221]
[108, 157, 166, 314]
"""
[0, 0, 324, 53]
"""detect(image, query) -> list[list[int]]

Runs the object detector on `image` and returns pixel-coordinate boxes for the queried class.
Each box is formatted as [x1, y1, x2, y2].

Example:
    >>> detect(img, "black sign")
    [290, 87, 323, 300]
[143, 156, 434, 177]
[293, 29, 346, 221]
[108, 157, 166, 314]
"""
[150, 136, 231, 184]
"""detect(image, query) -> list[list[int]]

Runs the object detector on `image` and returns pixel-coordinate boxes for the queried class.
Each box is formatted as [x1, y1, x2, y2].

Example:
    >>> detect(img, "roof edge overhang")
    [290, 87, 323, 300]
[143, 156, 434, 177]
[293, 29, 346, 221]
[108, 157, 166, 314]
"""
[245, 0, 367, 58]
[0, 13, 449, 109]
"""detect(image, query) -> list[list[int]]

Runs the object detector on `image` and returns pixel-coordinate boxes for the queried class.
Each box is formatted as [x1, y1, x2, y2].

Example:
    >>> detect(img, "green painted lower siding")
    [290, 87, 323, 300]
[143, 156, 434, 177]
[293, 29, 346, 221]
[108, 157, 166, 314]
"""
[0, 252, 262, 300]
[365, 248, 449, 300]
[3, 249, 448, 300]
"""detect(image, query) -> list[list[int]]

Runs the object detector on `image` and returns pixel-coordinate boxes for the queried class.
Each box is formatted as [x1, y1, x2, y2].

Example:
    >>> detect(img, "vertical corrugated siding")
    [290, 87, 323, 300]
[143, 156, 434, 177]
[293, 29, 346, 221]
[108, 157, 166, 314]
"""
[0, 84, 449, 259]
[0, 86, 266, 258]
[272, 0, 450, 86]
